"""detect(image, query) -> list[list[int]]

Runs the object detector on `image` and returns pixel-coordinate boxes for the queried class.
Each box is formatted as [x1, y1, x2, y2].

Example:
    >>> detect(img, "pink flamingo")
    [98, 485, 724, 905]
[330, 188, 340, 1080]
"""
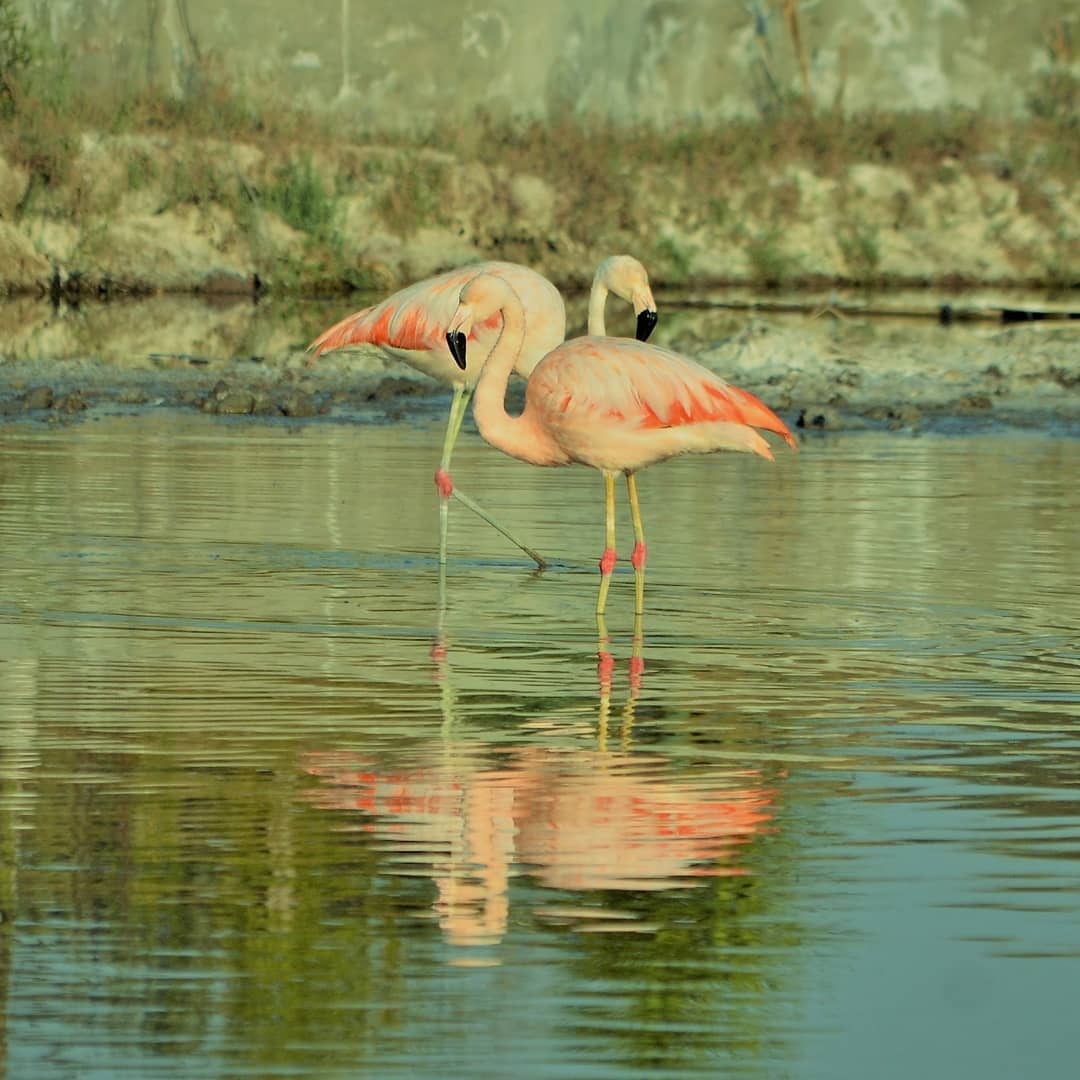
[308, 257, 658, 568]
[444, 274, 797, 615]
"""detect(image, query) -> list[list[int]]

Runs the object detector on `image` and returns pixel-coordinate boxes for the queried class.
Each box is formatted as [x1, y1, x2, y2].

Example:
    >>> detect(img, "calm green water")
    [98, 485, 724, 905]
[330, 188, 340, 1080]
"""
[1, 413, 1078, 1079]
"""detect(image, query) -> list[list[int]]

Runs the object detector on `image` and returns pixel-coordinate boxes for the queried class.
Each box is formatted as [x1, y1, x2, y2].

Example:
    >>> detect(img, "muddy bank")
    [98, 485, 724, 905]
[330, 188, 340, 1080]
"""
[0, 293, 1075, 433]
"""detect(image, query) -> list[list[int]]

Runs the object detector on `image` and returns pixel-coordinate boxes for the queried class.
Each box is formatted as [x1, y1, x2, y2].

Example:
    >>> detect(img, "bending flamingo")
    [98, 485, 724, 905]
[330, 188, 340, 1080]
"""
[308, 257, 658, 568]
[444, 274, 796, 616]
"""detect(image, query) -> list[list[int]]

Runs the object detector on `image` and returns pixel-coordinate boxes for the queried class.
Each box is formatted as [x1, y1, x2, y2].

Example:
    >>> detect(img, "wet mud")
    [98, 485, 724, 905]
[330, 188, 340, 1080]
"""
[0, 292, 1076, 434]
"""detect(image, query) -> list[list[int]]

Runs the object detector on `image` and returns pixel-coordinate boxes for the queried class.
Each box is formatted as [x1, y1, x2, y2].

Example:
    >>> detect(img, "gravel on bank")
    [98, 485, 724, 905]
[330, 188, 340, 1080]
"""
[1, 298, 1077, 435]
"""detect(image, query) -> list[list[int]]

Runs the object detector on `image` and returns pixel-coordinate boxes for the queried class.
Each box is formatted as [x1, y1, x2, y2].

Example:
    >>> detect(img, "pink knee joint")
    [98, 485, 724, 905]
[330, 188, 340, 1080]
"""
[631, 541, 647, 571]
[434, 469, 453, 499]
[599, 548, 617, 575]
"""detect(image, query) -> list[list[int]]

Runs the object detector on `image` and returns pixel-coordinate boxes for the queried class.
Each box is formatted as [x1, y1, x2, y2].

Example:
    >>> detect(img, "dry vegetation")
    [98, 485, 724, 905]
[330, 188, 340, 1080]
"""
[0, 0, 1077, 296]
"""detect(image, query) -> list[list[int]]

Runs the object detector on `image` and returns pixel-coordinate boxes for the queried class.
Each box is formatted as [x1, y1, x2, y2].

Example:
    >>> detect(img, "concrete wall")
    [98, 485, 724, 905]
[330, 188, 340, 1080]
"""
[18, 1, 1079, 124]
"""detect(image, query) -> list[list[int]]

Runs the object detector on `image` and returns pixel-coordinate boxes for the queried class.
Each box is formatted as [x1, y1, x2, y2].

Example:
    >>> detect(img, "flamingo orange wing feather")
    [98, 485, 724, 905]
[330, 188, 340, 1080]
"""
[531, 338, 797, 449]
[307, 266, 506, 358]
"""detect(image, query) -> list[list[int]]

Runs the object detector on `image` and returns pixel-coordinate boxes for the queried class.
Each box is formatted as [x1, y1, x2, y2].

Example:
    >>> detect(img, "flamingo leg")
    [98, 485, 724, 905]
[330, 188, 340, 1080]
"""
[436, 384, 472, 485]
[436, 385, 471, 566]
[596, 472, 617, 616]
[450, 488, 547, 570]
[436, 385, 547, 570]
[626, 472, 647, 616]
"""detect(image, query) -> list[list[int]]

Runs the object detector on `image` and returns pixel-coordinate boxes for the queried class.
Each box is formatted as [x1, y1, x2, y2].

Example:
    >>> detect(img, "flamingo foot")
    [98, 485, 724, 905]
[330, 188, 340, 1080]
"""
[629, 654, 645, 690]
[631, 541, 647, 571]
[434, 469, 454, 499]
[599, 547, 618, 575]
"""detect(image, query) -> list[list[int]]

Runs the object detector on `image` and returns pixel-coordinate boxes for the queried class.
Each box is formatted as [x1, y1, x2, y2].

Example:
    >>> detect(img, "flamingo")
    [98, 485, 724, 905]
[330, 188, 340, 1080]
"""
[444, 274, 797, 616]
[308, 257, 658, 568]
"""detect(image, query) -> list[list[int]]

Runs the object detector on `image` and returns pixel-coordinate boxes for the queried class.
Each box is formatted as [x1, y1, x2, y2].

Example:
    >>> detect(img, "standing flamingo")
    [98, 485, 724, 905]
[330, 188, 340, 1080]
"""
[308, 257, 658, 568]
[444, 274, 797, 616]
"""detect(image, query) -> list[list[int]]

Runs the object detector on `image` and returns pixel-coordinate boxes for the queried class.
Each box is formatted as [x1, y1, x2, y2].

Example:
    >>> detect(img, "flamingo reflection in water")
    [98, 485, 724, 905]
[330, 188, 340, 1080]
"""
[301, 632, 778, 950]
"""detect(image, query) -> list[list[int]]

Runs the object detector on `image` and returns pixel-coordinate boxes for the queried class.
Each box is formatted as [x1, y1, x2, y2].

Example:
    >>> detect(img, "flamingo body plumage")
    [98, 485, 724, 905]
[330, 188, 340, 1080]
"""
[524, 336, 796, 474]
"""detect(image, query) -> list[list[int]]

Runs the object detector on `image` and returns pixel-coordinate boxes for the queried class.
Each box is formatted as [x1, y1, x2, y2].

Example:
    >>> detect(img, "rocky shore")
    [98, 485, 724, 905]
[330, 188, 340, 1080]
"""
[0, 291, 1075, 433]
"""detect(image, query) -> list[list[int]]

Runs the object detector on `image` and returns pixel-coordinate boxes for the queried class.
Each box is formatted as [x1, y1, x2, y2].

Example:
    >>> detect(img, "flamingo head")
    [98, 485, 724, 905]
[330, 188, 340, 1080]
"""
[446, 273, 517, 369]
[596, 255, 658, 341]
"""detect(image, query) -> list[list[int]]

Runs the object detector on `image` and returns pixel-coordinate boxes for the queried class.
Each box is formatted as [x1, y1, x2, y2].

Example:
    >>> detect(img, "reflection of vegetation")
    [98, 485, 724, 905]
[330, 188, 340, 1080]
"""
[0, 746, 13, 1064]
[12, 747, 414, 1073]
[558, 794, 803, 1074]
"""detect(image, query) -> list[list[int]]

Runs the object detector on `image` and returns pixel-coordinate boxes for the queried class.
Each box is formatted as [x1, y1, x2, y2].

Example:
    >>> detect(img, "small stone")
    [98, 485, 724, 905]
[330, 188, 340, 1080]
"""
[216, 390, 256, 415]
[251, 391, 280, 415]
[279, 390, 318, 417]
[796, 404, 840, 430]
[887, 404, 921, 430]
[55, 391, 88, 413]
[22, 386, 54, 410]
[369, 376, 426, 402]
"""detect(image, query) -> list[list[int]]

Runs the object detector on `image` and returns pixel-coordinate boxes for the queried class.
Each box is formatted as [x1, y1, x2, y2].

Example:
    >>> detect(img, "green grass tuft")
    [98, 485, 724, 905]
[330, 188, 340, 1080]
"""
[263, 157, 338, 240]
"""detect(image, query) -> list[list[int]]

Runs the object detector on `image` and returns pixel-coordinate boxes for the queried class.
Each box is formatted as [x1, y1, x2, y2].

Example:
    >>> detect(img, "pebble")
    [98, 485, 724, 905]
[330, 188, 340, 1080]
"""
[22, 386, 54, 410]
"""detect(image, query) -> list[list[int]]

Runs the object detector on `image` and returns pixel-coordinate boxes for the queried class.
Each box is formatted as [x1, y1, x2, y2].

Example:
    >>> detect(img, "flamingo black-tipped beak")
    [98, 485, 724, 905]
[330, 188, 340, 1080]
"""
[446, 330, 467, 370]
[636, 309, 658, 342]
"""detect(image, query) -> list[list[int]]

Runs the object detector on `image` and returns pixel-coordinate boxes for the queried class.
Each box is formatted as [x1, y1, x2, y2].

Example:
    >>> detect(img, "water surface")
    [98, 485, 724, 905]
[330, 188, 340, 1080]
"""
[1, 414, 1078, 1078]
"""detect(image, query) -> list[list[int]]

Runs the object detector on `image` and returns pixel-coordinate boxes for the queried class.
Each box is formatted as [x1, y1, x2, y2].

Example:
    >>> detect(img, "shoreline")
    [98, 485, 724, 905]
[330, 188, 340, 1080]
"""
[2, 292, 1076, 434]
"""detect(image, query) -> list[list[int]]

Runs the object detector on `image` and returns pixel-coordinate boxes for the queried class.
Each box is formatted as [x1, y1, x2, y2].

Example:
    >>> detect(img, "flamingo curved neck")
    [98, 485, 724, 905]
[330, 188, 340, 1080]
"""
[587, 281, 609, 336]
[473, 289, 567, 467]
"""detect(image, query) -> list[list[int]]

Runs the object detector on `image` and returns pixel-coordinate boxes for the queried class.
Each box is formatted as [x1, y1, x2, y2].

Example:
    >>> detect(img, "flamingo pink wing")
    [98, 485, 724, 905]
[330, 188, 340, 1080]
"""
[307, 263, 518, 358]
[307, 269, 474, 357]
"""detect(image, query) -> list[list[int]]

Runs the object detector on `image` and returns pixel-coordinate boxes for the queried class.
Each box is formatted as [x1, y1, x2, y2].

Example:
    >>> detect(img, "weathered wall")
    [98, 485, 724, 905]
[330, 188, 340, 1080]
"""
[18, 1, 1079, 124]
